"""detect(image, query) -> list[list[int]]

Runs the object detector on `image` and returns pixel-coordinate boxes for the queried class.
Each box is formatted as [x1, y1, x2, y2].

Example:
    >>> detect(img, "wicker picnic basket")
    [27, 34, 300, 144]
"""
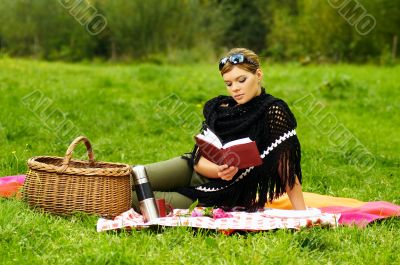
[23, 136, 132, 218]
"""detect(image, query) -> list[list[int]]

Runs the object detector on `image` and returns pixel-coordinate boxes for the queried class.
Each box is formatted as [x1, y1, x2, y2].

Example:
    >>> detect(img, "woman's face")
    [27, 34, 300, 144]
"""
[222, 66, 263, 104]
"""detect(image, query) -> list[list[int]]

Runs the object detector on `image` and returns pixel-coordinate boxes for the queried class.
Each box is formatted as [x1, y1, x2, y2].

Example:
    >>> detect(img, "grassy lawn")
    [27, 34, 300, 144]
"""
[0, 58, 399, 264]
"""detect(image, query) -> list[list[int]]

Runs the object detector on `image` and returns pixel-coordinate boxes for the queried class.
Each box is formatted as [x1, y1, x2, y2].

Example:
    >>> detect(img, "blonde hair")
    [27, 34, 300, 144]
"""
[220, 48, 260, 75]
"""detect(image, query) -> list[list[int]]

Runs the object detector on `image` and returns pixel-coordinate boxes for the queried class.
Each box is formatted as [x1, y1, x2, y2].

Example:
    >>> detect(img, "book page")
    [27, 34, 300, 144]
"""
[196, 128, 222, 148]
[223, 137, 252, 148]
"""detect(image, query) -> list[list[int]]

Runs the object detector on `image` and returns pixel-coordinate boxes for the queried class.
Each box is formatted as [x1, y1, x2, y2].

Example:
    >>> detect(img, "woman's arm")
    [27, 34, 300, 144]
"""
[276, 144, 306, 210]
[286, 175, 306, 210]
[194, 156, 238, 181]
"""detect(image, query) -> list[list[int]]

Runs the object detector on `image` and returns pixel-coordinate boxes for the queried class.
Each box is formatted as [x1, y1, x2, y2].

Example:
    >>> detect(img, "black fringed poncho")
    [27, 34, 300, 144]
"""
[177, 87, 302, 211]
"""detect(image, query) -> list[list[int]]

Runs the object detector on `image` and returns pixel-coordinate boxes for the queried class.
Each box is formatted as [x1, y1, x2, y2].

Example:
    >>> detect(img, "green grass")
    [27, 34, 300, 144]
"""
[0, 58, 399, 264]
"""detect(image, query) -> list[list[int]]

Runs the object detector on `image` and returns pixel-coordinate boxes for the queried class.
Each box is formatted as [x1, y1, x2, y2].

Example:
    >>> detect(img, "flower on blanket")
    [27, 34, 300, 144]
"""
[191, 208, 208, 217]
[188, 200, 233, 219]
[212, 208, 233, 219]
[190, 207, 233, 219]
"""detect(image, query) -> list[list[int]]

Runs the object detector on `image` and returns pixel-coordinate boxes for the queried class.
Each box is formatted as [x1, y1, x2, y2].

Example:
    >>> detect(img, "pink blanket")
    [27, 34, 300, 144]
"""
[0, 175, 25, 197]
[320, 201, 400, 227]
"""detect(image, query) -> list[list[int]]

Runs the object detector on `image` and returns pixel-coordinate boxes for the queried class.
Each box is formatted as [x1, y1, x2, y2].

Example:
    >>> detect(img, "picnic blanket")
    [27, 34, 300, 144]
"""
[1, 175, 399, 231]
[96, 207, 340, 232]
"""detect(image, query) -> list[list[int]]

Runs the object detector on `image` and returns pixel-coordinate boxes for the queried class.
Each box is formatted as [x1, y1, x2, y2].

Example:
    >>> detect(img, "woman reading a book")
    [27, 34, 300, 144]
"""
[132, 48, 306, 211]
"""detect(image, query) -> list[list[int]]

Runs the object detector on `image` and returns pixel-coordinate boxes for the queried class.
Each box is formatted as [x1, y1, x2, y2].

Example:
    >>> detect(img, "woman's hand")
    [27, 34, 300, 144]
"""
[194, 156, 238, 180]
[217, 164, 239, 181]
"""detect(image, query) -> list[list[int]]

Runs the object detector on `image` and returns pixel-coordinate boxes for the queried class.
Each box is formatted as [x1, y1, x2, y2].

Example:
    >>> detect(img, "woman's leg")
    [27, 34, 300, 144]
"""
[132, 191, 194, 210]
[132, 155, 194, 210]
[142, 156, 193, 190]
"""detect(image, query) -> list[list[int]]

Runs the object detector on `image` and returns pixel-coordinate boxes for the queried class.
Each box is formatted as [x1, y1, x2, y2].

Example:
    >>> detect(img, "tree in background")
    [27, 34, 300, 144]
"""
[97, 0, 227, 61]
[0, 0, 227, 62]
[0, 0, 98, 60]
[218, 0, 267, 53]
[263, 0, 399, 63]
[0, 0, 398, 63]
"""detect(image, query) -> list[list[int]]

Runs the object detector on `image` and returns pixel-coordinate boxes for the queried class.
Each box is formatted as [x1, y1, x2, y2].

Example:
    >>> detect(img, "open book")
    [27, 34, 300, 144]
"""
[194, 128, 262, 169]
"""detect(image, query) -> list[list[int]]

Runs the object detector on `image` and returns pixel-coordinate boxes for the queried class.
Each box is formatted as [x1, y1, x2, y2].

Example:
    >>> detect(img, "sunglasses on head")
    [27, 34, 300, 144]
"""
[218, 53, 258, 71]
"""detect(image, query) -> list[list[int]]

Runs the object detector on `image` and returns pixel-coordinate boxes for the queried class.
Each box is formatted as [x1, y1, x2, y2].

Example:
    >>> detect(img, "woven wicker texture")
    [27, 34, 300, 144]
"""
[23, 136, 132, 218]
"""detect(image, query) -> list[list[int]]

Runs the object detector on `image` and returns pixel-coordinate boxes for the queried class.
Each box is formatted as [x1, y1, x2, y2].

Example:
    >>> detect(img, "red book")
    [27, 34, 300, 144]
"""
[194, 128, 263, 169]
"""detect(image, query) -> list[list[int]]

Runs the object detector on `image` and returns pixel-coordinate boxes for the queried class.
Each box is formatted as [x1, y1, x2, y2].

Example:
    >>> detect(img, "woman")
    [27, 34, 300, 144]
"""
[132, 48, 306, 211]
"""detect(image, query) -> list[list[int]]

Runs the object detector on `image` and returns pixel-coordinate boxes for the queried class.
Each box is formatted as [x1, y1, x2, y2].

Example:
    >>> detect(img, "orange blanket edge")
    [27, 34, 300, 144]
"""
[266, 192, 366, 209]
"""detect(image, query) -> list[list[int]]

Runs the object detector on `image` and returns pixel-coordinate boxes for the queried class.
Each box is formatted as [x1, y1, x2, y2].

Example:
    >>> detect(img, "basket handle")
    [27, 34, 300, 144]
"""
[58, 136, 95, 173]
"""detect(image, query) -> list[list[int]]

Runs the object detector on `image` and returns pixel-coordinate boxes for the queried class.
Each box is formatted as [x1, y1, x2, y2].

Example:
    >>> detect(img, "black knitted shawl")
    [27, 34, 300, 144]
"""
[177, 87, 302, 211]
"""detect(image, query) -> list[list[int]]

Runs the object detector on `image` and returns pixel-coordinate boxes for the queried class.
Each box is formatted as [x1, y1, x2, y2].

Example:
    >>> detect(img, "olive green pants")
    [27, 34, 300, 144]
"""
[132, 155, 210, 210]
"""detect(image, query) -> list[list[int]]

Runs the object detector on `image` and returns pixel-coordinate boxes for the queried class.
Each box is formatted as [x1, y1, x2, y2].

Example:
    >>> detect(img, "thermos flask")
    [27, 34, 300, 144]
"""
[131, 165, 159, 222]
